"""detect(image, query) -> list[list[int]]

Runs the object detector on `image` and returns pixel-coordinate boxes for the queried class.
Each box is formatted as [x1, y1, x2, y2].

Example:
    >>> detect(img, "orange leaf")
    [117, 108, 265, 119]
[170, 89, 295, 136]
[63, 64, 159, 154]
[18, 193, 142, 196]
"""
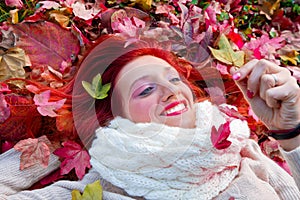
[14, 136, 53, 170]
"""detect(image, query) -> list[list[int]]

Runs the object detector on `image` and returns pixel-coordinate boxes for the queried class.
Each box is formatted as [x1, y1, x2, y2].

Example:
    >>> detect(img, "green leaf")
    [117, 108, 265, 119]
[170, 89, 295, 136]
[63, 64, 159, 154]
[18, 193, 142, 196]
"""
[71, 180, 103, 200]
[82, 81, 95, 98]
[82, 74, 110, 99]
[209, 34, 245, 67]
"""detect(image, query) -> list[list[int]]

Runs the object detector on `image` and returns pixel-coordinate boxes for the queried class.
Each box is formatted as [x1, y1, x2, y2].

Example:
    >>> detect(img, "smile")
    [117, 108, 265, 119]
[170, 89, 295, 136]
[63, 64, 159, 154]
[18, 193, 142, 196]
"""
[163, 101, 188, 116]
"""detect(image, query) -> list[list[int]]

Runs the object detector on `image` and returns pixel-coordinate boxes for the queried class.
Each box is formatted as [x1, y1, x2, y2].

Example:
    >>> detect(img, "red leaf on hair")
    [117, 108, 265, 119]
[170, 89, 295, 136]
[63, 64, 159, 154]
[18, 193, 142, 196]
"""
[54, 141, 91, 179]
[211, 121, 232, 150]
[14, 136, 52, 170]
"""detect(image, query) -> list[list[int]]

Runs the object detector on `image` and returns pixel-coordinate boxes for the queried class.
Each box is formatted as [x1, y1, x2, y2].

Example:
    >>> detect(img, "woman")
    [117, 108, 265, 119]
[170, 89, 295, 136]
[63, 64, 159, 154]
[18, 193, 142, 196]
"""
[0, 35, 299, 199]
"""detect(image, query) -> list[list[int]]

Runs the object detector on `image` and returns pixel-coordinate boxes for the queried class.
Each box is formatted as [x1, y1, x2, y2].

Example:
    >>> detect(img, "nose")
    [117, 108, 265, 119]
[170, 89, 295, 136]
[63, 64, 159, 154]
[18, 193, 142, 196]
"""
[161, 82, 180, 102]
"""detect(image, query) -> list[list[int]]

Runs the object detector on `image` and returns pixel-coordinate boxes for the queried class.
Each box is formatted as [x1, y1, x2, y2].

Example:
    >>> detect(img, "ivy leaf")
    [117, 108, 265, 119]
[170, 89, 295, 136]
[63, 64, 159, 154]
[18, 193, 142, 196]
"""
[82, 74, 111, 100]
[209, 34, 245, 67]
[71, 180, 103, 200]
[211, 121, 232, 150]
[0, 47, 29, 81]
[14, 135, 53, 170]
[54, 141, 91, 179]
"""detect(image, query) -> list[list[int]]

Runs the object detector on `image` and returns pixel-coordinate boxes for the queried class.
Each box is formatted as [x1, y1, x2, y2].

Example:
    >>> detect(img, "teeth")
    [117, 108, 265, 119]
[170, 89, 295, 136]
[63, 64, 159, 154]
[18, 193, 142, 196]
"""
[165, 103, 186, 114]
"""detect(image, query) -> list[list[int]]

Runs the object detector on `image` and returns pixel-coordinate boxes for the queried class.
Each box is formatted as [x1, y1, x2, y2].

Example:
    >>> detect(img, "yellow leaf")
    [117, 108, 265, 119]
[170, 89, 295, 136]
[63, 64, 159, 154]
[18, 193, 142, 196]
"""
[130, 0, 152, 10]
[71, 180, 103, 200]
[0, 47, 29, 81]
[10, 9, 19, 24]
[209, 34, 245, 67]
[280, 50, 299, 65]
[49, 10, 71, 28]
[72, 190, 83, 200]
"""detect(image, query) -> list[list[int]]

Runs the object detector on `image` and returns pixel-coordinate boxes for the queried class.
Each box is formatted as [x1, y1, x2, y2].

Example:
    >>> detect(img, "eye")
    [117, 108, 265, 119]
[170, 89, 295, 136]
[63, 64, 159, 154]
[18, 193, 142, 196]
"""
[170, 77, 181, 83]
[138, 85, 156, 97]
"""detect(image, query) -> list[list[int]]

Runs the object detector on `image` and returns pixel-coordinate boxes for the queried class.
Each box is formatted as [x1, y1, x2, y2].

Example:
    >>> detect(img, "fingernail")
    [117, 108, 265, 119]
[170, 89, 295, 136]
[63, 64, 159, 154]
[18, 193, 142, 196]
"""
[247, 90, 254, 99]
[232, 72, 241, 80]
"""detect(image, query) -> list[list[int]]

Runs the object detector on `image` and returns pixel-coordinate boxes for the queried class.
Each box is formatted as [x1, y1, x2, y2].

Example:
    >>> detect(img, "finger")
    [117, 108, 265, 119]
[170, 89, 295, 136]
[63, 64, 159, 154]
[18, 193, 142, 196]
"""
[265, 78, 300, 109]
[259, 70, 291, 100]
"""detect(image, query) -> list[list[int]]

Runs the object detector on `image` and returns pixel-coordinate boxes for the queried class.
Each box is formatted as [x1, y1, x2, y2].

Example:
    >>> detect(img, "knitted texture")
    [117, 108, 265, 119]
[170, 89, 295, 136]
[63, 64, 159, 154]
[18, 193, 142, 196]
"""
[89, 101, 250, 200]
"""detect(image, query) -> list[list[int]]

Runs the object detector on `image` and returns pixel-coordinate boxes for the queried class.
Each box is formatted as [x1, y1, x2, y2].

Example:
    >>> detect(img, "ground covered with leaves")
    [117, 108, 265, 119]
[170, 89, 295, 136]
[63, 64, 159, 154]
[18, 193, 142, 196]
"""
[0, 0, 299, 192]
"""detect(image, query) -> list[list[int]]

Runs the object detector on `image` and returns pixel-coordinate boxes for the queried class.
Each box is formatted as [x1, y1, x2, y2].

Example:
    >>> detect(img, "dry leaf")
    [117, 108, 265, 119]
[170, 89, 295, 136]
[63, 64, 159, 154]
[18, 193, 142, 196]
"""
[0, 47, 30, 81]
[209, 34, 245, 67]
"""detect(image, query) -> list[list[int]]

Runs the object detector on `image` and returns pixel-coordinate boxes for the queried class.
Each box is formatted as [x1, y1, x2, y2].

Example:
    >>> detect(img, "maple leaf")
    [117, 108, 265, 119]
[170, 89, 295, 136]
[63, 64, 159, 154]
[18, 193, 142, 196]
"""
[82, 74, 111, 100]
[54, 141, 91, 179]
[0, 93, 10, 123]
[209, 34, 245, 67]
[14, 136, 53, 170]
[71, 180, 103, 200]
[33, 90, 66, 117]
[0, 47, 30, 81]
[211, 121, 232, 150]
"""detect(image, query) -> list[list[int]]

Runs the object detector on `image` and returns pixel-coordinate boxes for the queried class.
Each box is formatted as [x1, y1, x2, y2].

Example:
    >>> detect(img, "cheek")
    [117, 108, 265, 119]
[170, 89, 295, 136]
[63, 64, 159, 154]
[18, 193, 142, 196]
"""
[128, 97, 159, 122]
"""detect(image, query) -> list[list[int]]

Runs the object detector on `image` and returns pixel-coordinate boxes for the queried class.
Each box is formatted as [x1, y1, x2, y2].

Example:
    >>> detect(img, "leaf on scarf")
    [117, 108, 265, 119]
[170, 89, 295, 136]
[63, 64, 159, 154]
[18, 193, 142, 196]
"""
[82, 74, 111, 100]
[211, 121, 232, 150]
[218, 106, 246, 120]
[0, 47, 29, 81]
[14, 135, 53, 170]
[54, 141, 91, 179]
[209, 34, 245, 67]
[71, 180, 103, 200]
[0, 93, 10, 123]
[12, 21, 80, 71]
[33, 90, 66, 117]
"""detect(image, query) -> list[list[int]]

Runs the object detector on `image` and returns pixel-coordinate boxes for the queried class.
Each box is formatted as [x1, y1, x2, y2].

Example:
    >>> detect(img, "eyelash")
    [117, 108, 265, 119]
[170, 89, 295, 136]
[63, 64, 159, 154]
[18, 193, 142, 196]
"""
[138, 77, 181, 97]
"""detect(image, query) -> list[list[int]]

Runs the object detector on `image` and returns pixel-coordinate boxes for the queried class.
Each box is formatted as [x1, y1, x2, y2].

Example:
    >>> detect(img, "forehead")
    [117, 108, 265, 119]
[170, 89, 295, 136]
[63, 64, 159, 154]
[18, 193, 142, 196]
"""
[116, 55, 177, 83]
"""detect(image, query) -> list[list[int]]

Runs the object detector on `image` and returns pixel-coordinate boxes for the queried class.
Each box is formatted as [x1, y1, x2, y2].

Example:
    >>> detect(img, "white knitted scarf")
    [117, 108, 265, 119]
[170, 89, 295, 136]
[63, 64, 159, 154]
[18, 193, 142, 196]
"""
[89, 101, 250, 200]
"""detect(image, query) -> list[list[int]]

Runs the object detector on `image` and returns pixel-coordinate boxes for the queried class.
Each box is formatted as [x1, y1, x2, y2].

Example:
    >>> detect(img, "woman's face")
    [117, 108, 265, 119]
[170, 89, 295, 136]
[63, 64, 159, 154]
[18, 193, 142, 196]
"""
[112, 55, 196, 128]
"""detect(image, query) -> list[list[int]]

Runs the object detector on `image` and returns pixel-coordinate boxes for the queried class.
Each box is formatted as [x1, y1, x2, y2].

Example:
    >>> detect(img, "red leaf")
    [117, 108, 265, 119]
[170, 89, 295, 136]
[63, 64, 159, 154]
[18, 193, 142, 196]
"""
[0, 93, 10, 123]
[211, 121, 232, 150]
[54, 141, 91, 179]
[12, 21, 80, 71]
[14, 136, 52, 170]
[219, 106, 246, 120]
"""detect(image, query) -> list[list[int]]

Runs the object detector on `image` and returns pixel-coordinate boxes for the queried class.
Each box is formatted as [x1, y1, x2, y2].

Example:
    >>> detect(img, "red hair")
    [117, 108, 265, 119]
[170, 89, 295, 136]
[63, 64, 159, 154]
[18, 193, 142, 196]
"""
[72, 35, 206, 146]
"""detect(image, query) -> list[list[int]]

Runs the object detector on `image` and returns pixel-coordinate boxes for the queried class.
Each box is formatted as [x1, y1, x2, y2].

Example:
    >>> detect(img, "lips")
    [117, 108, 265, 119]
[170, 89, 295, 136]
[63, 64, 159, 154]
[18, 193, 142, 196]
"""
[163, 100, 188, 116]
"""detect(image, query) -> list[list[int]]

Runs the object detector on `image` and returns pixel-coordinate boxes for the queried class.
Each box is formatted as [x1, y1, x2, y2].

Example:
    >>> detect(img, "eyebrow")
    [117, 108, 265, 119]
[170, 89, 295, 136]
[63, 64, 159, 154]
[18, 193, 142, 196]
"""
[130, 67, 172, 90]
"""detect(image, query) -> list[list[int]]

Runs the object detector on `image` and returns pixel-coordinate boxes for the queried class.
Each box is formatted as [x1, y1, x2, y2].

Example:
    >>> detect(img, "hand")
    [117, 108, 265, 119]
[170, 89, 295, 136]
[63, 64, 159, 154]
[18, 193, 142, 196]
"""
[230, 59, 300, 131]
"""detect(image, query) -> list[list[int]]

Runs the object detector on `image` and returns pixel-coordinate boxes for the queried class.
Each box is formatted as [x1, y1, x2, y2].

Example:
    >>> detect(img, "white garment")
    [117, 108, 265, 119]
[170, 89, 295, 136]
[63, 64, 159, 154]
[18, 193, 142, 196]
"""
[89, 100, 250, 200]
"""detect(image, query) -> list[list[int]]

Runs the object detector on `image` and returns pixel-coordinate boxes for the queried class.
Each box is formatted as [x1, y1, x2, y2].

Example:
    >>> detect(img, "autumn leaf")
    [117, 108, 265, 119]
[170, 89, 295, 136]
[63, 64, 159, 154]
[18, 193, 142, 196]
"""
[5, 0, 23, 9]
[71, 180, 103, 200]
[54, 141, 91, 179]
[0, 93, 10, 123]
[211, 121, 232, 150]
[82, 74, 111, 100]
[0, 47, 30, 81]
[12, 21, 80, 71]
[14, 135, 53, 170]
[280, 50, 299, 65]
[33, 90, 66, 117]
[130, 0, 152, 11]
[209, 34, 245, 67]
